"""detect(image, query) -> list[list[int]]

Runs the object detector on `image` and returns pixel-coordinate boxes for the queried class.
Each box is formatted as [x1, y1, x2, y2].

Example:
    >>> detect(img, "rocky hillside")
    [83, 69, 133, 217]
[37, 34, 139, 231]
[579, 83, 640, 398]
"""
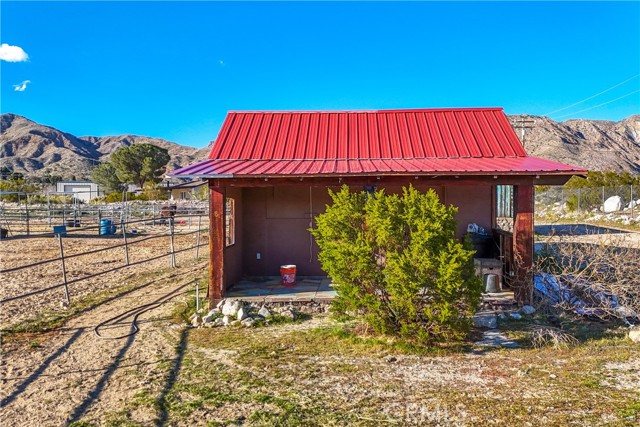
[510, 114, 640, 173]
[0, 113, 206, 179]
[1, 112, 639, 179]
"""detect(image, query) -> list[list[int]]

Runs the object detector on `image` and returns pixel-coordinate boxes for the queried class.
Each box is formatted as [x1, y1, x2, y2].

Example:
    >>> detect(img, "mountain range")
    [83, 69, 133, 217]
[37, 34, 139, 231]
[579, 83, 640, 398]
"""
[0, 113, 210, 179]
[1, 112, 639, 179]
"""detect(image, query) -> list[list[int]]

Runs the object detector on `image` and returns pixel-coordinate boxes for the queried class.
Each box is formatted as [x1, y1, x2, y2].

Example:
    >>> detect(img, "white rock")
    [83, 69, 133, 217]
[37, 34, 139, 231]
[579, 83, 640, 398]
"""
[237, 307, 248, 321]
[509, 312, 522, 320]
[216, 299, 225, 309]
[604, 196, 623, 213]
[222, 315, 231, 326]
[241, 317, 255, 328]
[191, 315, 202, 327]
[629, 326, 640, 343]
[473, 312, 497, 329]
[280, 309, 297, 320]
[258, 306, 271, 318]
[214, 317, 224, 326]
[521, 305, 536, 315]
[202, 314, 214, 323]
[222, 300, 240, 317]
[207, 308, 221, 316]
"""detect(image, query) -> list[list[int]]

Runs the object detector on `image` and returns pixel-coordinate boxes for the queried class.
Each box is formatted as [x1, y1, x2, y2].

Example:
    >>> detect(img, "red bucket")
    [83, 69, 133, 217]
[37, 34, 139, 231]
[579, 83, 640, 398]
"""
[280, 265, 297, 287]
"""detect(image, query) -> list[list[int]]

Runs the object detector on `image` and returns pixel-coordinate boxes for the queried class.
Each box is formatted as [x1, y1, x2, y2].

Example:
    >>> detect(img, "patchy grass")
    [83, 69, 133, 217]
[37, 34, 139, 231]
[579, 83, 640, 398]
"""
[107, 314, 640, 426]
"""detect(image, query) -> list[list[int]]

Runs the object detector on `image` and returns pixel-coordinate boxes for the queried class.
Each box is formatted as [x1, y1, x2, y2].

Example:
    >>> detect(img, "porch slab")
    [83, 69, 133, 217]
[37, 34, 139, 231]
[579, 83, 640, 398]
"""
[226, 276, 337, 302]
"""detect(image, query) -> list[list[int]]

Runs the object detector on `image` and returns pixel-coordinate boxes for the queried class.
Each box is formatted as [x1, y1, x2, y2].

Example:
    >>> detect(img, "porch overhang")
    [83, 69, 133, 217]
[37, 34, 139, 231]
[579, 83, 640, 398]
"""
[167, 156, 586, 183]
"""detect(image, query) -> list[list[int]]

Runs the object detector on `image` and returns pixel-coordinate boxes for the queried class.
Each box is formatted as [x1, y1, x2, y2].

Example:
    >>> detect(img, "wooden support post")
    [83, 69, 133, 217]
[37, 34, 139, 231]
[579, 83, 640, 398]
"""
[513, 184, 534, 304]
[209, 184, 225, 306]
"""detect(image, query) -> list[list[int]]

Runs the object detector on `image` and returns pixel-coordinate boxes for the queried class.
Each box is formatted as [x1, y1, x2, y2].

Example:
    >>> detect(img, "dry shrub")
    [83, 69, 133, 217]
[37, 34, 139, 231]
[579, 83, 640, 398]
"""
[528, 325, 579, 349]
[535, 233, 640, 324]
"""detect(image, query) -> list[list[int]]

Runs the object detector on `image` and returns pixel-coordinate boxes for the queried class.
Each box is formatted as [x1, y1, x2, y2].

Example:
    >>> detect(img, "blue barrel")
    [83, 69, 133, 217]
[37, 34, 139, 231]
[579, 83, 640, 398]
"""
[100, 219, 113, 235]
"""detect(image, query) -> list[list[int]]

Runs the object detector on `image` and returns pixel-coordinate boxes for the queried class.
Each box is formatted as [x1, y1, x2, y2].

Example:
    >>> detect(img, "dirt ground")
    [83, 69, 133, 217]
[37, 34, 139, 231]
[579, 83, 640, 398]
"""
[1, 221, 638, 426]
[0, 225, 206, 329]
[2, 279, 638, 426]
[1, 258, 208, 427]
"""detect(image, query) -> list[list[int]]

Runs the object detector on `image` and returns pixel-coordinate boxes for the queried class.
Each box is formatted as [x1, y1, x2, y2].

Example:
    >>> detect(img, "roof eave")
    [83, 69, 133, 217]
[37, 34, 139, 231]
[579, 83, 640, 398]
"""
[166, 173, 235, 179]
[169, 170, 585, 180]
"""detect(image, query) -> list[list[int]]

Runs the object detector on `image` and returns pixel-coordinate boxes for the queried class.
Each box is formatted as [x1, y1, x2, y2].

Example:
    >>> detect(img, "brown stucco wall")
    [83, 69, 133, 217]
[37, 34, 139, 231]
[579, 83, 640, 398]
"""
[242, 186, 334, 276]
[443, 184, 493, 238]
[223, 187, 244, 289]
[232, 182, 493, 281]
[240, 184, 452, 277]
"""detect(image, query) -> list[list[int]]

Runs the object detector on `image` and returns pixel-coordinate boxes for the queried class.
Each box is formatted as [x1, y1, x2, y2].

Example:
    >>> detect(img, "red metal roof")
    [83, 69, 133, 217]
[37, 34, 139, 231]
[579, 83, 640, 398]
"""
[169, 108, 587, 178]
[171, 157, 583, 178]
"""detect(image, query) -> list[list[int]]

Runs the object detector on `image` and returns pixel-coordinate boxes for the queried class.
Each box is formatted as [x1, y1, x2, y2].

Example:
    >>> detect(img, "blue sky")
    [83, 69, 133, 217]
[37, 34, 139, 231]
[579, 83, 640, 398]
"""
[1, 1, 639, 148]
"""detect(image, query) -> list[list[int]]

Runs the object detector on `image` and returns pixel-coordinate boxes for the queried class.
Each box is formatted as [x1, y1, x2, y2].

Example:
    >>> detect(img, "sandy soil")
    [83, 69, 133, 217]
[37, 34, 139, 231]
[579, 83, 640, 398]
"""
[1, 258, 207, 427]
[0, 225, 207, 328]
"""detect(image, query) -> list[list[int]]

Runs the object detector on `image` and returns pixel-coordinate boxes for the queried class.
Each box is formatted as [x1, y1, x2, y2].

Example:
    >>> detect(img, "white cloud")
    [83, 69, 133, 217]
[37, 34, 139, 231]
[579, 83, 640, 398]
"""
[218, 59, 225, 66]
[13, 80, 31, 92]
[0, 43, 29, 62]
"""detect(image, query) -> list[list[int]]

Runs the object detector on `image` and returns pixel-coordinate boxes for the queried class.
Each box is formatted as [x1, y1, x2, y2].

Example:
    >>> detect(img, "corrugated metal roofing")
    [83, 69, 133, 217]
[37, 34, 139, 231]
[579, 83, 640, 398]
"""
[210, 108, 527, 160]
[169, 108, 587, 178]
[171, 157, 583, 178]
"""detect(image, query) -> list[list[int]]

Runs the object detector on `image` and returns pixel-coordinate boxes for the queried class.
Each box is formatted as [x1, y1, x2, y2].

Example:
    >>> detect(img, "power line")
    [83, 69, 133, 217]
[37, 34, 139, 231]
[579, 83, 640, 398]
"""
[543, 73, 640, 117]
[553, 89, 640, 120]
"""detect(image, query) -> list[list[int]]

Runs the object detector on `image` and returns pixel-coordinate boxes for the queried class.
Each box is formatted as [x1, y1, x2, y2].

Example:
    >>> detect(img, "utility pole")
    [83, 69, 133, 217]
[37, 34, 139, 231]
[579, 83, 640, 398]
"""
[510, 116, 535, 149]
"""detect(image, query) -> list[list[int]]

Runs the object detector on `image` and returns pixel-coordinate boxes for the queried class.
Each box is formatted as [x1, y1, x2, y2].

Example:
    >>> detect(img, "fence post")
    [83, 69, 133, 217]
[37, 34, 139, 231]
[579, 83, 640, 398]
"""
[25, 199, 30, 236]
[121, 218, 130, 266]
[577, 188, 581, 211]
[195, 215, 201, 259]
[97, 208, 102, 235]
[195, 280, 200, 312]
[169, 217, 176, 268]
[47, 192, 52, 227]
[57, 233, 71, 305]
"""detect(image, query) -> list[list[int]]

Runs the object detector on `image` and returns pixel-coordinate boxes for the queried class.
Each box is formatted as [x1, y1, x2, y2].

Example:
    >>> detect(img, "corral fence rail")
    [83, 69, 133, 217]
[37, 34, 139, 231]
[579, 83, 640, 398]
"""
[0, 215, 209, 307]
[0, 199, 208, 238]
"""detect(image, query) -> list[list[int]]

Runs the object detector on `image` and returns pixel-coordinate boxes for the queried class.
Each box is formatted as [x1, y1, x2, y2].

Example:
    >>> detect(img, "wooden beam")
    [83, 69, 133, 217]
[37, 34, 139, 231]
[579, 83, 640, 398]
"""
[218, 175, 545, 188]
[208, 182, 225, 306]
[513, 184, 534, 304]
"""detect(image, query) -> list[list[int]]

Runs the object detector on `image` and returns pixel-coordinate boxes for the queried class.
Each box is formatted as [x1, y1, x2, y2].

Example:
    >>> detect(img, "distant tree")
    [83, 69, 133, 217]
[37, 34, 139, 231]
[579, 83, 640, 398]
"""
[9, 172, 24, 182]
[0, 166, 13, 180]
[91, 161, 126, 194]
[565, 171, 640, 188]
[110, 143, 170, 188]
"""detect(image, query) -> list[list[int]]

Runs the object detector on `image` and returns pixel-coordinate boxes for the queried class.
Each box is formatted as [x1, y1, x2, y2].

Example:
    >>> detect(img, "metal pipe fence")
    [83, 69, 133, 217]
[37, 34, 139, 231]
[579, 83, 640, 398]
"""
[0, 216, 209, 306]
[0, 201, 208, 238]
[536, 185, 639, 219]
